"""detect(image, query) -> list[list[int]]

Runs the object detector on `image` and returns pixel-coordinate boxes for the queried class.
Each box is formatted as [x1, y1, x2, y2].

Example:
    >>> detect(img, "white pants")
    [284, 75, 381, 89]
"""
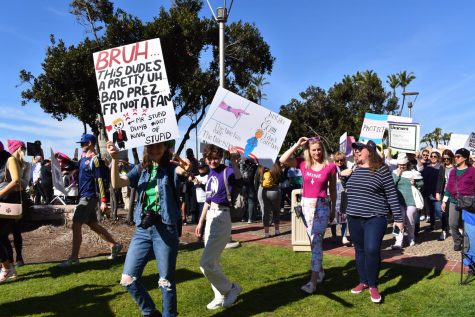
[199, 206, 233, 298]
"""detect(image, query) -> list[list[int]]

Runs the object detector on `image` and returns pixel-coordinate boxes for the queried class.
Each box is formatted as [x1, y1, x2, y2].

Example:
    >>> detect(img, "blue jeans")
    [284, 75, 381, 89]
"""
[347, 215, 387, 288]
[122, 223, 179, 317]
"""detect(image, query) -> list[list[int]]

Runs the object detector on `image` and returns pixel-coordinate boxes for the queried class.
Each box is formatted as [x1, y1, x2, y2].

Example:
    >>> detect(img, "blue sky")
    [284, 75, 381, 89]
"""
[1, 0, 474, 158]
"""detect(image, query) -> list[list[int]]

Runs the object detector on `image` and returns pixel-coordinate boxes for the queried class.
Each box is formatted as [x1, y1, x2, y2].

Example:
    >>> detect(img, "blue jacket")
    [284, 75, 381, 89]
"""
[126, 164, 179, 226]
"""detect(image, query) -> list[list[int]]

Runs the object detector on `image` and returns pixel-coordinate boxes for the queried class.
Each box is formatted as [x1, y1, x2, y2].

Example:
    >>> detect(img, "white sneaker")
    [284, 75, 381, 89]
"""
[419, 215, 426, 221]
[409, 240, 415, 247]
[342, 236, 350, 245]
[301, 281, 316, 294]
[264, 232, 270, 238]
[0, 267, 17, 283]
[206, 296, 224, 310]
[223, 283, 242, 307]
[439, 231, 447, 241]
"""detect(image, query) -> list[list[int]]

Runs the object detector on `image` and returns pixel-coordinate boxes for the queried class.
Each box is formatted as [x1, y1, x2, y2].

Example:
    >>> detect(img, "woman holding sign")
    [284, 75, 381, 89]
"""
[280, 136, 337, 294]
[107, 140, 190, 317]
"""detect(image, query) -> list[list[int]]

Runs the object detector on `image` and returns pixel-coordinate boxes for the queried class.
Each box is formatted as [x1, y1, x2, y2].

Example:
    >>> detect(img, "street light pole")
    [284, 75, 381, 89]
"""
[216, 7, 228, 87]
[401, 91, 419, 118]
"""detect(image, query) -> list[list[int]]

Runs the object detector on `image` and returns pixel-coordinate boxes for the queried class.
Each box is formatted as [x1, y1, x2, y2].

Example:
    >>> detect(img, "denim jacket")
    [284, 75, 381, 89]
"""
[127, 164, 179, 226]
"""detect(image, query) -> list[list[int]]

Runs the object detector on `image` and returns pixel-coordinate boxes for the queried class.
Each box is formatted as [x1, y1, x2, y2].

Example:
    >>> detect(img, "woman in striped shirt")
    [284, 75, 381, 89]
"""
[341, 140, 403, 303]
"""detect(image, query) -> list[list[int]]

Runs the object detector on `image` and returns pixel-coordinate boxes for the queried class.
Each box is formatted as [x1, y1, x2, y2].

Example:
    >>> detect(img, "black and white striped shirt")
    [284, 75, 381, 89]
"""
[343, 165, 402, 222]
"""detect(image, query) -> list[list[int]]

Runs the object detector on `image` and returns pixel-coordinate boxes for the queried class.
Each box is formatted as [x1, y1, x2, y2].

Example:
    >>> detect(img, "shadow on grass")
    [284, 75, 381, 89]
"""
[211, 262, 360, 317]
[0, 284, 115, 317]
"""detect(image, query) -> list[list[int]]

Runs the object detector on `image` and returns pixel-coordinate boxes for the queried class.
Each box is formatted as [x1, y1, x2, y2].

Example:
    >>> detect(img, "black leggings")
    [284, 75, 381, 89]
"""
[0, 219, 13, 263]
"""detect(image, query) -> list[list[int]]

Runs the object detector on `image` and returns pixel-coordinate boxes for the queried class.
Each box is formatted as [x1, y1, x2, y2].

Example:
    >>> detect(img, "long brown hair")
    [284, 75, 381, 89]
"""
[368, 150, 384, 173]
[141, 144, 173, 169]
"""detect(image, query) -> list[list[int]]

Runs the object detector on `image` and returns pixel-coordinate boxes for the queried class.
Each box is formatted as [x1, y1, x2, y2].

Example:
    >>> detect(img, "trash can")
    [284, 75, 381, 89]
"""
[291, 189, 310, 251]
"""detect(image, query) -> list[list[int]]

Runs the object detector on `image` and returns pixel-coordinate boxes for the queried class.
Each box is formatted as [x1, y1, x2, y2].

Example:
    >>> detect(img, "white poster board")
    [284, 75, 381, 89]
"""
[464, 132, 475, 153]
[448, 134, 469, 152]
[359, 113, 412, 144]
[339, 132, 347, 154]
[388, 122, 420, 154]
[93, 38, 179, 150]
[198, 87, 291, 168]
[51, 148, 67, 196]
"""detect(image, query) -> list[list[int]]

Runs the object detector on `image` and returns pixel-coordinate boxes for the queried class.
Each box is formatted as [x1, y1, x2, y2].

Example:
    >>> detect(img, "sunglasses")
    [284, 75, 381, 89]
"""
[308, 136, 321, 142]
[430, 155, 439, 158]
[422, 154, 429, 157]
[334, 159, 345, 163]
[443, 157, 451, 160]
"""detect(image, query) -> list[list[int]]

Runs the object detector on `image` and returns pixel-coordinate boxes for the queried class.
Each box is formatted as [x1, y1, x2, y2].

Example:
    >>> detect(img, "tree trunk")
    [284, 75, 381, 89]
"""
[176, 104, 208, 155]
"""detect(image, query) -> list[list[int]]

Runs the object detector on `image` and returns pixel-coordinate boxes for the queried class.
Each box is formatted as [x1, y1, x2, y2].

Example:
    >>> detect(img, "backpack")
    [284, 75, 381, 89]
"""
[88, 155, 111, 201]
[261, 170, 274, 189]
[223, 167, 246, 221]
[240, 161, 256, 183]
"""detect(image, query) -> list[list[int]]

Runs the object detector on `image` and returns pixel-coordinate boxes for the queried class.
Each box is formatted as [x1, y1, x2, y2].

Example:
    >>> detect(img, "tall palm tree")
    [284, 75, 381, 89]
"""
[386, 74, 400, 97]
[398, 71, 416, 116]
[247, 74, 269, 104]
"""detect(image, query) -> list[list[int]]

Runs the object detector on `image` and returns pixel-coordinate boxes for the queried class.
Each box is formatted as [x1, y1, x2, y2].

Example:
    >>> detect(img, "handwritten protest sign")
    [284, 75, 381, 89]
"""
[51, 148, 67, 196]
[93, 38, 179, 150]
[448, 134, 469, 152]
[198, 87, 291, 168]
[359, 113, 412, 144]
[388, 122, 420, 153]
[464, 132, 475, 153]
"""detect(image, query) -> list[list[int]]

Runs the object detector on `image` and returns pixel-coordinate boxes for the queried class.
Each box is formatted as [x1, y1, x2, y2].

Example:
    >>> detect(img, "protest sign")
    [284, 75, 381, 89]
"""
[198, 87, 291, 168]
[339, 132, 347, 154]
[448, 134, 469, 152]
[359, 113, 412, 144]
[51, 148, 67, 196]
[464, 132, 475, 153]
[93, 38, 179, 150]
[388, 122, 420, 153]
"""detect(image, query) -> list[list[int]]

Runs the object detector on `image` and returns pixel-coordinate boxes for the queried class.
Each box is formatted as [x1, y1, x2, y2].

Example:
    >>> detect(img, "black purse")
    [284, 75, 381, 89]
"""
[294, 205, 304, 219]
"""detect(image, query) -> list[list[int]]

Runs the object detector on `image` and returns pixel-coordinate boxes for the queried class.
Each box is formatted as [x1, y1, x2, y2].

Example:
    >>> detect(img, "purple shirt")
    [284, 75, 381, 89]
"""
[205, 165, 235, 206]
[446, 166, 475, 198]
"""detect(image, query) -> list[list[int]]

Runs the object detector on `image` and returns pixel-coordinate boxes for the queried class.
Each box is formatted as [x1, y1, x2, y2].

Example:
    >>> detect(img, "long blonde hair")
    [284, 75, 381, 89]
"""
[303, 138, 327, 168]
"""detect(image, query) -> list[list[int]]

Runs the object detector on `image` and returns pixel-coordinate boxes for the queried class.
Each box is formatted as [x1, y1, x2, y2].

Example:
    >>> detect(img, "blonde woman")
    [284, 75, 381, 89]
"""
[280, 136, 337, 294]
[0, 140, 25, 282]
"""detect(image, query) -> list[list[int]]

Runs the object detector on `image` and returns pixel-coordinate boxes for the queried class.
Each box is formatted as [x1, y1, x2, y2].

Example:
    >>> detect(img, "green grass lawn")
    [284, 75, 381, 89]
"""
[0, 243, 474, 317]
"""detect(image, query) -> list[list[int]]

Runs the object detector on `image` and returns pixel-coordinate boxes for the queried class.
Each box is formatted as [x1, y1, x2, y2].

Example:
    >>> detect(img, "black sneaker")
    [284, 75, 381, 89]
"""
[454, 244, 462, 251]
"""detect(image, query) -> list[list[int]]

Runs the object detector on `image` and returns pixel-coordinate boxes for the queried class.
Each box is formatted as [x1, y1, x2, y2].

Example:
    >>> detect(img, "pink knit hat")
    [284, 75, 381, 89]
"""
[7, 140, 25, 154]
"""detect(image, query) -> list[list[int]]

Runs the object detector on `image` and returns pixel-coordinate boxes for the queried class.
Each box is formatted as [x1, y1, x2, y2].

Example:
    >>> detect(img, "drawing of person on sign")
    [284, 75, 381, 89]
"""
[243, 129, 263, 161]
[218, 100, 250, 118]
[111, 118, 128, 149]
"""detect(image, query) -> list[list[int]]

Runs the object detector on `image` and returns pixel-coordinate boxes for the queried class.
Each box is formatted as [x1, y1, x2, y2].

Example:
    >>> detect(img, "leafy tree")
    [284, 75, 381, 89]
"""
[280, 70, 399, 152]
[19, 0, 274, 156]
[420, 128, 452, 148]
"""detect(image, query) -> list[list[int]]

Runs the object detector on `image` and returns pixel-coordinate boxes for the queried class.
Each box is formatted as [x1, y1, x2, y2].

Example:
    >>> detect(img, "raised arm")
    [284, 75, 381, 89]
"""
[106, 141, 130, 189]
[279, 137, 308, 168]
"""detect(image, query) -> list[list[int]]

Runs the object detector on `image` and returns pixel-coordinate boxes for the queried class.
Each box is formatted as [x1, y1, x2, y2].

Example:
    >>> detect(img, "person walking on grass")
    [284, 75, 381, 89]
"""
[279, 136, 337, 294]
[58, 134, 122, 268]
[108, 139, 190, 317]
[340, 140, 403, 304]
[194, 144, 243, 310]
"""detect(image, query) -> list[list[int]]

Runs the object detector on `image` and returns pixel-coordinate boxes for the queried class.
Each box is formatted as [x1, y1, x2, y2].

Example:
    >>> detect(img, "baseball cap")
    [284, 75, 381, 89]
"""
[76, 133, 96, 144]
[352, 140, 377, 153]
[198, 161, 207, 169]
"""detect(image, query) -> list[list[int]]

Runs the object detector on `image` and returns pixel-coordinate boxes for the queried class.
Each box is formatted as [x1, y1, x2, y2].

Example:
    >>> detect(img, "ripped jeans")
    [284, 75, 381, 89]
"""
[302, 197, 329, 272]
[122, 223, 179, 317]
